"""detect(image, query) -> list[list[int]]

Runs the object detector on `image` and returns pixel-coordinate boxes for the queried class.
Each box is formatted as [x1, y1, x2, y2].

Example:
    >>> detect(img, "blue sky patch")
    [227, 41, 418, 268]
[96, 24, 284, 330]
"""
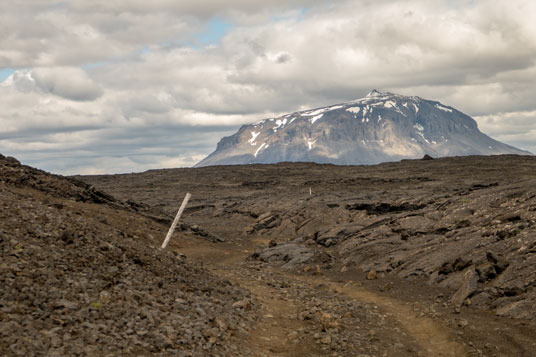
[199, 18, 231, 46]
[0, 68, 15, 82]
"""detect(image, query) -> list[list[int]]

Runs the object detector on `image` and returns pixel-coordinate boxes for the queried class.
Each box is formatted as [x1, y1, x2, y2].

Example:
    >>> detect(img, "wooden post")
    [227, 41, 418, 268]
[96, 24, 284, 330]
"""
[161, 192, 191, 249]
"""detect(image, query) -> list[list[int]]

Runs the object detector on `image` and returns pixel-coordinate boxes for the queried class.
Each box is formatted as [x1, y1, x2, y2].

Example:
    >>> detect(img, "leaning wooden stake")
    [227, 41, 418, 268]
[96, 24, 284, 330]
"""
[161, 192, 191, 249]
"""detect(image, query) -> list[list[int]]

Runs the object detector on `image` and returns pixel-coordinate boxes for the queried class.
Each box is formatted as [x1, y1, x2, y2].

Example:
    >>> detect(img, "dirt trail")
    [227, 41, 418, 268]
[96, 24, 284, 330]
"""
[178, 244, 319, 356]
[328, 280, 464, 356]
[225, 268, 320, 356]
[178, 240, 467, 356]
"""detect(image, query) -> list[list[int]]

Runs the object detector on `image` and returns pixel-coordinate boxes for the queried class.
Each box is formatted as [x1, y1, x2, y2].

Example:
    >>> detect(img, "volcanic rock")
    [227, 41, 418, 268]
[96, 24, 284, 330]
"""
[0, 154, 256, 356]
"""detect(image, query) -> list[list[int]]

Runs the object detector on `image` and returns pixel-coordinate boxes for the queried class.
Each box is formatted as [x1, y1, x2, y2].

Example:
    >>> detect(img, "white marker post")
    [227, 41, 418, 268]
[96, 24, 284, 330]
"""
[161, 192, 191, 249]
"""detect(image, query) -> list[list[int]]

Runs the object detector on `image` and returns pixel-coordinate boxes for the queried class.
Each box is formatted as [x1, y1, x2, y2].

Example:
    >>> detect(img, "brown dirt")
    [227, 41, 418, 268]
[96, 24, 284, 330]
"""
[176, 233, 536, 356]
[180, 237, 466, 356]
[178, 238, 423, 356]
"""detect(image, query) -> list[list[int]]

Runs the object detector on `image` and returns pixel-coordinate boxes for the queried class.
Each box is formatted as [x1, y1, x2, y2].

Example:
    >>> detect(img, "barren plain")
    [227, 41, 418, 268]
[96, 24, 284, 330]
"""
[2, 153, 536, 356]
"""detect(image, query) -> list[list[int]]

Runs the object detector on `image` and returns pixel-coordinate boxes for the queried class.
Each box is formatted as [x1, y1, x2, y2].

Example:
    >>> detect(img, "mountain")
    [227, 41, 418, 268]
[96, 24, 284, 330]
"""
[195, 90, 530, 167]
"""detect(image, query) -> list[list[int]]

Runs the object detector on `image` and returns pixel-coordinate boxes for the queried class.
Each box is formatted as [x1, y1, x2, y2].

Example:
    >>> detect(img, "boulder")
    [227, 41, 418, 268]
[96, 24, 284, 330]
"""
[451, 267, 478, 307]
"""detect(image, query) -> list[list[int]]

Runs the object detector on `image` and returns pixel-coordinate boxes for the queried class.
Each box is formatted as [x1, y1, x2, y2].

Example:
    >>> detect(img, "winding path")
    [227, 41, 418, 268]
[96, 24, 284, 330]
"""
[178, 240, 467, 356]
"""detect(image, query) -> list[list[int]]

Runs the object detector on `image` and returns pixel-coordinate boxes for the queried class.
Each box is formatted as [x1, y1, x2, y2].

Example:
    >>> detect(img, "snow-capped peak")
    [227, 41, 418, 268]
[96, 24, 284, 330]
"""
[366, 89, 383, 97]
[351, 89, 399, 104]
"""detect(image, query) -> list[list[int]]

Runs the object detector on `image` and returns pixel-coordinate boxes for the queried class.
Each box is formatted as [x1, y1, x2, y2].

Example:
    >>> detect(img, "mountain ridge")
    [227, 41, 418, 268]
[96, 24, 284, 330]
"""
[196, 90, 530, 167]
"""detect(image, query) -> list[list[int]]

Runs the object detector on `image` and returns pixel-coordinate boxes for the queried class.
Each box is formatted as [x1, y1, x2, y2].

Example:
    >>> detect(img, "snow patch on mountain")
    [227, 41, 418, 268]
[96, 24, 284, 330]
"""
[273, 118, 288, 131]
[435, 104, 453, 113]
[254, 143, 267, 157]
[248, 131, 260, 145]
[384, 100, 396, 109]
[302, 108, 326, 116]
[310, 114, 323, 124]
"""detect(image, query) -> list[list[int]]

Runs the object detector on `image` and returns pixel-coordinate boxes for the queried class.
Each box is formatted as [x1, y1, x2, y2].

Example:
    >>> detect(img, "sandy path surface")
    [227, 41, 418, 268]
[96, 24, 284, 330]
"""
[178, 239, 467, 356]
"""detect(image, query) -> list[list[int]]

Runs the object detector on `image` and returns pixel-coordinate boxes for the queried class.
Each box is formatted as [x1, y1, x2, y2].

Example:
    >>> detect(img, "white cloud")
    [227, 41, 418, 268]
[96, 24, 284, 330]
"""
[0, 0, 535, 174]
[33, 67, 103, 101]
[476, 110, 536, 136]
[0, 0, 327, 67]
[475, 110, 536, 154]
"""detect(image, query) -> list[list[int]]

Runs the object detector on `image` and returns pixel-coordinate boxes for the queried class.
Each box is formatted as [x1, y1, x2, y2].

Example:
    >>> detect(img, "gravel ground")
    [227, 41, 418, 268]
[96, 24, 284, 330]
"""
[0, 154, 257, 356]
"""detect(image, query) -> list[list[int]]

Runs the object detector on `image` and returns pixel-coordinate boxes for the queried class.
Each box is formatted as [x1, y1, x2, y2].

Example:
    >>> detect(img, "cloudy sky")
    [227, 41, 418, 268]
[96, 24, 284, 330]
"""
[1, 0, 535, 174]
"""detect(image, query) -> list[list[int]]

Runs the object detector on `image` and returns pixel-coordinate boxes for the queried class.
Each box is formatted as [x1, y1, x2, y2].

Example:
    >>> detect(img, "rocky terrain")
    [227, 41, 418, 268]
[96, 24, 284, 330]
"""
[195, 90, 529, 167]
[0, 154, 257, 356]
[80, 154, 536, 356]
[4, 152, 536, 356]
[2, 153, 448, 357]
